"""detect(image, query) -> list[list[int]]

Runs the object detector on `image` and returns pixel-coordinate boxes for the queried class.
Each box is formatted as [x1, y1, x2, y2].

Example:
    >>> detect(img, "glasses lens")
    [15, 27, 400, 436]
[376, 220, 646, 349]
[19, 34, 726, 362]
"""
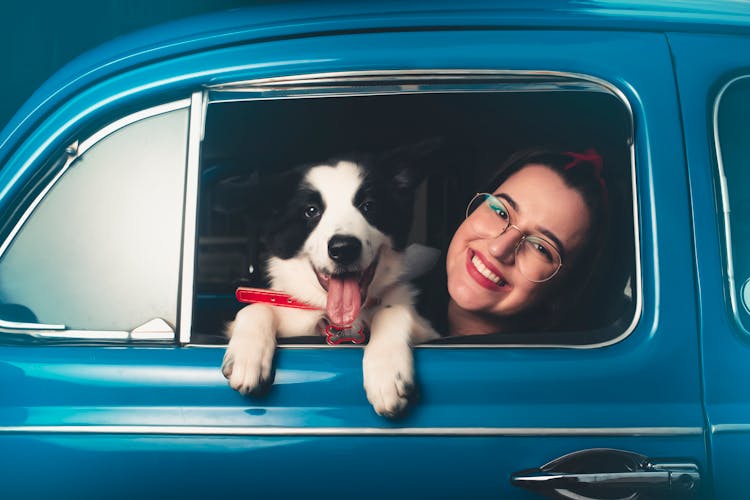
[516, 236, 562, 282]
[466, 193, 509, 238]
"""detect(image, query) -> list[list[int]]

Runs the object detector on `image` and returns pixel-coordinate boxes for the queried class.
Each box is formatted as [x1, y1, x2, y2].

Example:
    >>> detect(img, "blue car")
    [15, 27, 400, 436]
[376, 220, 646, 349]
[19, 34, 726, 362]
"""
[1, 1, 749, 498]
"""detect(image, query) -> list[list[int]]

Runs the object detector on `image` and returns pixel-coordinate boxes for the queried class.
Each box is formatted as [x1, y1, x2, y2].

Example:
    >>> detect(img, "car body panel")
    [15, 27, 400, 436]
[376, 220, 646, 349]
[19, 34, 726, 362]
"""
[0, 13, 713, 496]
[669, 31, 750, 499]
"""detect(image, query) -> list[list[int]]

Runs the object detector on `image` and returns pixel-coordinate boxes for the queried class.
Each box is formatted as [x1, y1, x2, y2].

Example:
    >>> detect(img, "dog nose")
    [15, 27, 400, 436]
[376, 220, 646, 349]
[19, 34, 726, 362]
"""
[328, 235, 362, 264]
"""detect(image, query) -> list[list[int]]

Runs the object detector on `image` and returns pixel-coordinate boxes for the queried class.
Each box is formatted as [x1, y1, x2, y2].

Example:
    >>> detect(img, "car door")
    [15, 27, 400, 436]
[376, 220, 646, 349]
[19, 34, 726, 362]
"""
[0, 27, 706, 499]
[670, 31, 750, 499]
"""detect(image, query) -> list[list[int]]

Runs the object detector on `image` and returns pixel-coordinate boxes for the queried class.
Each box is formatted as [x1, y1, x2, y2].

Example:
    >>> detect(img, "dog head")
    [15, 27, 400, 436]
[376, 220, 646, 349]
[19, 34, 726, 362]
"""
[228, 139, 440, 325]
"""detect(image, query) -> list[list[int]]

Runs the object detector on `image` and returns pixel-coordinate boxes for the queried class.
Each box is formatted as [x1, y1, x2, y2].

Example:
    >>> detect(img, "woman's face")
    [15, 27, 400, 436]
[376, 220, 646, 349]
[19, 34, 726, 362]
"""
[446, 164, 592, 317]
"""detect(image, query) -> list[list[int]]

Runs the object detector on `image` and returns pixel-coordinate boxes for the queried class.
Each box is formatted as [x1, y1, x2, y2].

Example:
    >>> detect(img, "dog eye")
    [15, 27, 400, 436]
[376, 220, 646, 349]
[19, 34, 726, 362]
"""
[359, 200, 375, 214]
[304, 205, 320, 219]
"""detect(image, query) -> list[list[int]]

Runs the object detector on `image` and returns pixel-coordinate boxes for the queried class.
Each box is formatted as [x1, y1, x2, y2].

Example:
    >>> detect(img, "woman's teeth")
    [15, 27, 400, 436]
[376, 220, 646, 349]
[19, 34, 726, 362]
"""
[471, 255, 507, 286]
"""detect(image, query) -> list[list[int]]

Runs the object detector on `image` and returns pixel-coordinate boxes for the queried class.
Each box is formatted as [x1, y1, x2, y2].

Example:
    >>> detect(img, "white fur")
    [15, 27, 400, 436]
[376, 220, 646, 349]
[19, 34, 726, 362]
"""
[223, 161, 438, 417]
[303, 161, 387, 276]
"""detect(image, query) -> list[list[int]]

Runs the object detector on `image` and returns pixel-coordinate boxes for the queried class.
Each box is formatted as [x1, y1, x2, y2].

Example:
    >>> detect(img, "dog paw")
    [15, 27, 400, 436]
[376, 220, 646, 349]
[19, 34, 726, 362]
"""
[222, 333, 276, 396]
[362, 342, 415, 418]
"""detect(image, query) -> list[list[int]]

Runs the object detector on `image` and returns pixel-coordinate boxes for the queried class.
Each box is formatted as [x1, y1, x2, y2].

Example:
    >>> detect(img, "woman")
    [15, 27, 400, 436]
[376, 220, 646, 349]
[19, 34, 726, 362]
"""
[443, 148, 611, 336]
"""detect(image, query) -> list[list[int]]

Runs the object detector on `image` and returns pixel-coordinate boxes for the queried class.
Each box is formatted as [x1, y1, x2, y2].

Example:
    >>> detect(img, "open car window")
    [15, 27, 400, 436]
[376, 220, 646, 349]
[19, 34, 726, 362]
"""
[0, 102, 189, 341]
[190, 73, 638, 346]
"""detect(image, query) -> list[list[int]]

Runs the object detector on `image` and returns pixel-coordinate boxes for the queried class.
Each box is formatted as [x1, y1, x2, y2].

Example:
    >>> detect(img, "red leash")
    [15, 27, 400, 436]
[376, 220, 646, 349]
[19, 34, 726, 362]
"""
[235, 287, 367, 345]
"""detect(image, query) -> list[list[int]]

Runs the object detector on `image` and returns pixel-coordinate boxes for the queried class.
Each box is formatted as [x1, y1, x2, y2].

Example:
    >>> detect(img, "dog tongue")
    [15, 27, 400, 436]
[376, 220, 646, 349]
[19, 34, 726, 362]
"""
[326, 276, 361, 327]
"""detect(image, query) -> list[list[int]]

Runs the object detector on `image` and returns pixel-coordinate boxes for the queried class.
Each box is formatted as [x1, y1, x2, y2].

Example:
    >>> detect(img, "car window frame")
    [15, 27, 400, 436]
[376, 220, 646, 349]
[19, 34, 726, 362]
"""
[184, 69, 643, 349]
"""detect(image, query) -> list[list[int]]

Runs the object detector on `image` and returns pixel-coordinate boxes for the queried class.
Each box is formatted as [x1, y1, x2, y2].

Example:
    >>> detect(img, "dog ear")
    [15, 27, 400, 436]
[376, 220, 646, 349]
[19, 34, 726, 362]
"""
[380, 137, 444, 192]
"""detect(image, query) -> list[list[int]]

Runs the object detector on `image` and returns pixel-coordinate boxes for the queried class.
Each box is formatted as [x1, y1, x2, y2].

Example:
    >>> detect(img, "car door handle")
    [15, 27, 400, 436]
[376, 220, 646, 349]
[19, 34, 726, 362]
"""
[510, 448, 700, 499]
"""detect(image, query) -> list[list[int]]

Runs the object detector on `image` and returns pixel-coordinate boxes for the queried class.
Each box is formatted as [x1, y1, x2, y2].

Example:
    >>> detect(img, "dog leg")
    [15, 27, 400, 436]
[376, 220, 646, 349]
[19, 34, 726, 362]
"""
[222, 304, 277, 396]
[363, 304, 422, 418]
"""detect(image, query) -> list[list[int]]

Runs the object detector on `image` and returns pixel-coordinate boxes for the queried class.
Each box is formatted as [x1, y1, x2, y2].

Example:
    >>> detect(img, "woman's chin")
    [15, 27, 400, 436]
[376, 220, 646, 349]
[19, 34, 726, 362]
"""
[449, 282, 504, 313]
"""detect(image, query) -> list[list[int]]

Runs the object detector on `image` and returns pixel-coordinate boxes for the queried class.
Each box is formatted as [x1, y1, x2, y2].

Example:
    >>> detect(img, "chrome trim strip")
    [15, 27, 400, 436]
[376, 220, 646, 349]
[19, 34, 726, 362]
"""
[76, 99, 190, 156]
[0, 100, 190, 262]
[0, 328, 174, 341]
[23, 330, 129, 340]
[0, 425, 702, 437]
[179, 91, 207, 344]
[713, 75, 750, 326]
[213, 69, 615, 89]
[0, 318, 65, 331]
[712, 423, 750, 434]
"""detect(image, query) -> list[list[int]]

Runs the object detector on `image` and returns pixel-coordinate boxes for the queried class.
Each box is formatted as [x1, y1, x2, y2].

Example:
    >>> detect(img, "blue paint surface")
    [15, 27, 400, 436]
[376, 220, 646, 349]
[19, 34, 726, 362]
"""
[1, 2, 749, 497]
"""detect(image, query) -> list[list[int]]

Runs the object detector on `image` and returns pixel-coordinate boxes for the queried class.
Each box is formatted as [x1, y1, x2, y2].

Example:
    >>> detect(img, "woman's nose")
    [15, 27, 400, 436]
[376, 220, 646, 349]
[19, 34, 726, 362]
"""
[487, 226, 523, 261]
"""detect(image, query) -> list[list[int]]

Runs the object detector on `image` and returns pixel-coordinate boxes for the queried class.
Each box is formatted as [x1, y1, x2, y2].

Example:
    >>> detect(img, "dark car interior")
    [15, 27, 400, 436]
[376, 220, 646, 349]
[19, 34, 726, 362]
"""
[192, 87, 635, 345]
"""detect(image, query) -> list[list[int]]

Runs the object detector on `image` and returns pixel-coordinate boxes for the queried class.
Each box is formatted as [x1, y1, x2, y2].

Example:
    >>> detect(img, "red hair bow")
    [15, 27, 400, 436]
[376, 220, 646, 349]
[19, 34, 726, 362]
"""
[563, 148, 607, 204]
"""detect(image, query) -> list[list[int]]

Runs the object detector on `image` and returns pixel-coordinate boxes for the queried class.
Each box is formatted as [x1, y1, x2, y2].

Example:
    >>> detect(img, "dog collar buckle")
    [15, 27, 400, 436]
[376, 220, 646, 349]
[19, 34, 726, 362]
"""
[323, 324, 366, 345]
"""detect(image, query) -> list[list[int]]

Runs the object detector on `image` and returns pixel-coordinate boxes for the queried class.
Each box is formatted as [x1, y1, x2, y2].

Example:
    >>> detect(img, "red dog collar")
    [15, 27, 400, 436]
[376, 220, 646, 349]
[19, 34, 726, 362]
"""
[235, 287, 319, 310]
[235, 287, 367, 345]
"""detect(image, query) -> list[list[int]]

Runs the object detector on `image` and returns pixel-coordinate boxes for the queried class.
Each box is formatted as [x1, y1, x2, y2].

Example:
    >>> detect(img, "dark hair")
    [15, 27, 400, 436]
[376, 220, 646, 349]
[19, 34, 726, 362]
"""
[481, 148, 612, 332]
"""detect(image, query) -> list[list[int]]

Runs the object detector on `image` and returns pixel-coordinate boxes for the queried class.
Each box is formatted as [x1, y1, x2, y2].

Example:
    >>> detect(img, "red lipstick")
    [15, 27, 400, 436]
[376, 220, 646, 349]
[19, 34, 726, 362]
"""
[465, 249, 509, 291]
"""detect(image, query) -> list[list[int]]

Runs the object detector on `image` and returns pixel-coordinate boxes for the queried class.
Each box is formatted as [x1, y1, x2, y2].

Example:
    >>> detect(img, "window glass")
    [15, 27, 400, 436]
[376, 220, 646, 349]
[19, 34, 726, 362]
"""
[191, 84, 636, 346]
[0, 106, 189, 332]
[716, 76, 750, 330]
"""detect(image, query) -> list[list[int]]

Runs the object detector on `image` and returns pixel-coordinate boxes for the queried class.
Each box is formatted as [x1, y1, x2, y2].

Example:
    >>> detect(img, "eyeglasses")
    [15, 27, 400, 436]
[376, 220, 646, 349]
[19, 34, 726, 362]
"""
[465, 193, 562, 283]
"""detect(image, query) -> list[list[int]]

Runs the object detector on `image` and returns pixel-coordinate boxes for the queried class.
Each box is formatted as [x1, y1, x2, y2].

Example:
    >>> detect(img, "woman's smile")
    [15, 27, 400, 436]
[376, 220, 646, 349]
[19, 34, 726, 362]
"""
[466, 249, 509, 290]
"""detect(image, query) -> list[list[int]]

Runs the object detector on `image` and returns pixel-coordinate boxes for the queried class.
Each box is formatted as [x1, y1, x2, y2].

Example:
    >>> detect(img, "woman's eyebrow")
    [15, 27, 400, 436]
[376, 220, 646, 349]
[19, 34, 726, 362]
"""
[496, 193, 517, 211]
[496, 192, 566, 258]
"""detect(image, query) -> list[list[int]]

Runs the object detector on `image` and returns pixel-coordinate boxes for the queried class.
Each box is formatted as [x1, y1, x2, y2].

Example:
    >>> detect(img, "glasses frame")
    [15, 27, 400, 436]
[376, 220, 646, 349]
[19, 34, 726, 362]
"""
[465, 192, 563, 283]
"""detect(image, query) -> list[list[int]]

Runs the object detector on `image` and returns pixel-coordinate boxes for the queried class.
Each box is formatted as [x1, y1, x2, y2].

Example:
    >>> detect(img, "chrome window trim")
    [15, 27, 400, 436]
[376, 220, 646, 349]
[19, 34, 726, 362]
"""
[178, 91, 207, 344]
[0, 425, 702, 437]
[0, 318, 65, 331]
[713, 74, 750, 331]
[0, 99, 191, 341]
[76, 100, 191, 155]
[188, 69, 641, 349]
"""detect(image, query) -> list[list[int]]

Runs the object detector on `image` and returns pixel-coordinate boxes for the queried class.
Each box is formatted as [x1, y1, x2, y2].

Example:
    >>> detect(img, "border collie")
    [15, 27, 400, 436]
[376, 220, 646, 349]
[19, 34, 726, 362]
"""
[221, 144, 439, 417]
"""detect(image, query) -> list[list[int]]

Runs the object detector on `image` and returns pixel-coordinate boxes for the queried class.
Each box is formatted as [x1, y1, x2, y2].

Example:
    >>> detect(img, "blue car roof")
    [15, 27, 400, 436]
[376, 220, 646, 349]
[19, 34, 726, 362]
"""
[2, 0, 749, 158]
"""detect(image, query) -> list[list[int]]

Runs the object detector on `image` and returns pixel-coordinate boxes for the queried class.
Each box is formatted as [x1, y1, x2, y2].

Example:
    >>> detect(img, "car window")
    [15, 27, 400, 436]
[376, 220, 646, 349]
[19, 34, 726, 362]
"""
[0, 104, 189, 337]
[190, 74, 638, 346]
[715, 75, 750, 331]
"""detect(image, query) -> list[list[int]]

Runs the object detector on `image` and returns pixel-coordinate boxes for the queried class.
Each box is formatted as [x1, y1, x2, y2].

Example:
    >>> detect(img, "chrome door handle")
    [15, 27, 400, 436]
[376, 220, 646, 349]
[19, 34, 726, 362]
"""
[510, 448, 700, 499]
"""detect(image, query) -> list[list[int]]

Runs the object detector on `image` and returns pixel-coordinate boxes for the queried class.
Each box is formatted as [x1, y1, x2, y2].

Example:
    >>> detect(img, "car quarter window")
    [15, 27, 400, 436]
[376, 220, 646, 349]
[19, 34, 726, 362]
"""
[190, 74, 639, 346]
[0, 103, 189, 339]
[715, 75, 750, 331]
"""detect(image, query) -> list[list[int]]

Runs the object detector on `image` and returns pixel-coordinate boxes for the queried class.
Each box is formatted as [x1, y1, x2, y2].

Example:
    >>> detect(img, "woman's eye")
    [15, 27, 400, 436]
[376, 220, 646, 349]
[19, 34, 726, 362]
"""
[533, 242, 554, 262]
[490, 203, 509, 221]
[304, 205, 320, 219]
